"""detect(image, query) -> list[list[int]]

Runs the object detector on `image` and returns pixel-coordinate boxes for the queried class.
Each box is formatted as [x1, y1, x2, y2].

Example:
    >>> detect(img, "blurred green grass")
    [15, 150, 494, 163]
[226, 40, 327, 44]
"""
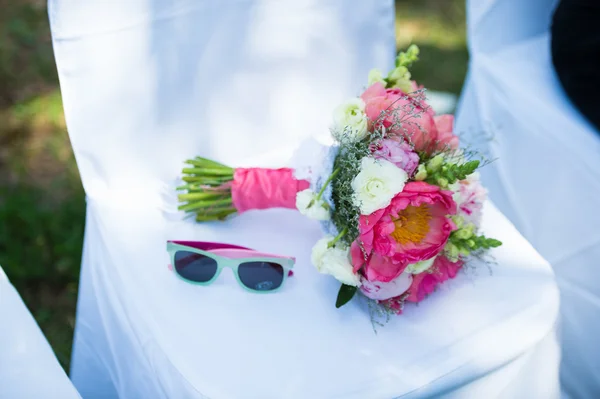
[0, 0, 467, 372]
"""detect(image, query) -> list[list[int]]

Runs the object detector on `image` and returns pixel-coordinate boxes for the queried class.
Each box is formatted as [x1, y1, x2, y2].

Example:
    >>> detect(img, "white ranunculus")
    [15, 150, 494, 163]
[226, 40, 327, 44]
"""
[360, 272, 412, 300]
[352, 157, 408, 215]
[367, 68, 386, 85]
[320, 247, 361, 287]
[311, 237, 334, 272]
[405, 257, 436, 274]
[296, 189, 330, 221]
[332, 98, 368, 142]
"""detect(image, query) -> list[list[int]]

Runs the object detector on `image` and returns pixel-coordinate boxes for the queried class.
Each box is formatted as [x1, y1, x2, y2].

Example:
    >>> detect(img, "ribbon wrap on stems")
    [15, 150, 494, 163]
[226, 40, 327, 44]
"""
[232, 168, 310, 213]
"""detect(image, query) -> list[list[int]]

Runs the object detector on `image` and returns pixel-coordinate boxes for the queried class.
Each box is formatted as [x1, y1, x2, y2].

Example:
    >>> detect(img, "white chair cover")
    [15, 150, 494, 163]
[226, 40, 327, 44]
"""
[0, 266, 81, 398]
[456, 0, 600, 397]
[50, 0, 560, 397]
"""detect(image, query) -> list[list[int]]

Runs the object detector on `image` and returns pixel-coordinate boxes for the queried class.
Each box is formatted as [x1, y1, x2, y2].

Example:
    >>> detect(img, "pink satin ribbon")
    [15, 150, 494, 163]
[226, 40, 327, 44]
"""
[232, 168, 310, 213]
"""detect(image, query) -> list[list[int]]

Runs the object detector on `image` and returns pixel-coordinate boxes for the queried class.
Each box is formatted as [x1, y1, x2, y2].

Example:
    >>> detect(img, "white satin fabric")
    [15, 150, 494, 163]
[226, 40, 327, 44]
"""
[49, 0, 560, 397]
[456, 1, 600, 397]
[0, 266, 81, 398]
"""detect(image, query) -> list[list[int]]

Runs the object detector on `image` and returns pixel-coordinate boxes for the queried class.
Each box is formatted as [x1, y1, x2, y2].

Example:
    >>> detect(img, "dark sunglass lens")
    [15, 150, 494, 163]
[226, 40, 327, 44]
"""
[238, 262, 284, 291]
[173, 250, 218, 283]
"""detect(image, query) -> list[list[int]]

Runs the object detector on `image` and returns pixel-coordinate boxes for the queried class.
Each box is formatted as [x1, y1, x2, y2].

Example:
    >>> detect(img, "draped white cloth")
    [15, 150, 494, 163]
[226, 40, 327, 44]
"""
[49, 0, 560, 397]
[456, 0, 600, 397]
[0, 266, 81, 398]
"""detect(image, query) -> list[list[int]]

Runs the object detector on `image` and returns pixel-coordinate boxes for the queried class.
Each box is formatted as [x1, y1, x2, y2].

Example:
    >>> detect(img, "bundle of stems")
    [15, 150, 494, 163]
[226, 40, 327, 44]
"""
[177, 157, 237, 221]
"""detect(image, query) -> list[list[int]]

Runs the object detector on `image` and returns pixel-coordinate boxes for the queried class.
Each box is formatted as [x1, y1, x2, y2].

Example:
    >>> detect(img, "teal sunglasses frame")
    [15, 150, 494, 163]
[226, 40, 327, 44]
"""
[166, 240, 295, 293]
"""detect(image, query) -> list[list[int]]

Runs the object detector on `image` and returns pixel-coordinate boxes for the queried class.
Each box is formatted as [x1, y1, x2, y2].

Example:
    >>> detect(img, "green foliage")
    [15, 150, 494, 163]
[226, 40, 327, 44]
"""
[446, 221, 502, 261]
[425, 156, 480, 188]
[331, 141, 371, 246]
[395, 44, 420, 68]
[336, 284, 357, 308]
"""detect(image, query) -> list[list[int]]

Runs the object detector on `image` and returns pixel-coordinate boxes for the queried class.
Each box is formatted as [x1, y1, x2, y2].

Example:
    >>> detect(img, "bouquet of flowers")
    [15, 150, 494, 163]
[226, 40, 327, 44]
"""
[177, 45, 501, 315]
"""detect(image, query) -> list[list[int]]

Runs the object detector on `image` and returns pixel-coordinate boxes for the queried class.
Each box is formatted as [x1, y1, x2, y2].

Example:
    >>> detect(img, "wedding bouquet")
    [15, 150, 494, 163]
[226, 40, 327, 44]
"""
[177, 45, 501, 315]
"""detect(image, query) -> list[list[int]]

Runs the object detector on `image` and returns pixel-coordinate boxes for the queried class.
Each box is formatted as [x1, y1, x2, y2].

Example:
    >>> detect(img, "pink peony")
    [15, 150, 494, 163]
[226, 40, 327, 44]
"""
[360, 82, 438, 153]
[371, 139, 420, 176]
[432, 115, 460, 151]
[350, 181, 457, 282]
[405, 256, 463, 303]
[359, 272, 412, 300]
[454, 172, 487, 226]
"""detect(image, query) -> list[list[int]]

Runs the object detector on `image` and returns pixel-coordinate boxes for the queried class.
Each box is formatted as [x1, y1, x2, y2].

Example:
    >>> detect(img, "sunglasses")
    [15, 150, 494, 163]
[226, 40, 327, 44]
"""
[166, 241, 295, 293]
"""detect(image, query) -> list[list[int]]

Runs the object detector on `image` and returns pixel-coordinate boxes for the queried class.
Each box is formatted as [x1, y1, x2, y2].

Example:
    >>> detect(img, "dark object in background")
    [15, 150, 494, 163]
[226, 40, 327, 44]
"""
[551, 0, 600, 133]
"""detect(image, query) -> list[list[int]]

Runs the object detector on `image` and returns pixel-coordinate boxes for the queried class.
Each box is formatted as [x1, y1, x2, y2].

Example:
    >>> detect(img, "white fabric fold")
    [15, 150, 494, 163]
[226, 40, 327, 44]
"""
[456, 1, 600, 396]
[0, 267, 81, 398]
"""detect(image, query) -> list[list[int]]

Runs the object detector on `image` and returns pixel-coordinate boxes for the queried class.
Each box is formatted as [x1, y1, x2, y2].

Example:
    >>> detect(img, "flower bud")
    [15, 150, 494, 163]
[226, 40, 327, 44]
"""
[367, 68, 386, 86]
[454, 228, 473, 240]
[407, 44, 420, 57]
[426, 154, 444, 173]
[414, 164, 428, 181]
[437, 177, 449, 188]
[389, 66, 410, 82]
[446, 243, 460, 261]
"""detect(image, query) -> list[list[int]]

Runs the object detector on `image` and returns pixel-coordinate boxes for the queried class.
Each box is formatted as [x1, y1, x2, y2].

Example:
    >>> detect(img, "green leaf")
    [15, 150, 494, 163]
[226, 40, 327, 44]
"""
[485, 238, 503, 248]
[335, 284, 358, 308]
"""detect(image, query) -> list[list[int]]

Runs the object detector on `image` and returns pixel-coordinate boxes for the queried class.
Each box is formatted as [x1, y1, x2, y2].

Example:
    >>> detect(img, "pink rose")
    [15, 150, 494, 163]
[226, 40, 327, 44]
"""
[350, 181, 457, 282]
[405, 256, 463, 303]
[359, 272, 412, 300]
[371, 139, 420, 176]
[360, 82, 438, 153]
[433, 115, 459, 151]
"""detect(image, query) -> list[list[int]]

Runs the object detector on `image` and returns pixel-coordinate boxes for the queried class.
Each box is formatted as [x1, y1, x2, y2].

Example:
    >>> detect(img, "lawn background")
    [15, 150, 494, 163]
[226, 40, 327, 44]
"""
[0, 0, 467, 371]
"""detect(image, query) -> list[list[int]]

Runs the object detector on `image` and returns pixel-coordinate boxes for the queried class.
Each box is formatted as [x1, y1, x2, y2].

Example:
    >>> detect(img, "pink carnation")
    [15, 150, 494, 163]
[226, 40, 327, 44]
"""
[454, 172, 487, 226]
[405, 256, 463, 303]
[351, 182, 457, 282]
[360, 82, 437, 153]
[371, 139, 420, 176]
[359, 272, 412, 301]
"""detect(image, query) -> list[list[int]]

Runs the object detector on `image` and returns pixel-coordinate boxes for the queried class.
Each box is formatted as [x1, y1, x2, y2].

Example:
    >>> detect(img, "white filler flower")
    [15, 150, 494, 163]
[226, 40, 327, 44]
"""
[311, 237, 332, 272]
[332, 98, 368, 142]
[352, 157, 408, 215]
[311, 239, 360, 287]
[321, 247, 361, 287]
[296, 189, 330, 221]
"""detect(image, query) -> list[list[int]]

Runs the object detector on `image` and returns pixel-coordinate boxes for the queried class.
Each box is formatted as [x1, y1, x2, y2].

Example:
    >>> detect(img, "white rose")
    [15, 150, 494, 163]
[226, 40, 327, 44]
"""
[367, 68, 386, 85]
[320, 247, 361, 287]
[296, 189, 330, 221]
[405, 257, 436, 274]
[311, 237, 333, 272]
[359, 272, 413, 300]
[352, 157, 408, 215]
[332, 98, 368, 142]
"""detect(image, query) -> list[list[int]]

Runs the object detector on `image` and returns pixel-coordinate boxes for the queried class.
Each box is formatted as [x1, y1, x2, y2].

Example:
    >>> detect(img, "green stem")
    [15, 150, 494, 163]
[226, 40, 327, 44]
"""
[195, 210, 237, 222]
[197, 206, 237, 216]
[328, 227, 348, 248]
[178, 198, 233, 212]
[181, 176, 231, 185]
[177, 192, 227, 201]
[316, 168, 340, 201]
[185, 159, 234, 171]
[182, 168, 235, 176]
[193, 157, 232, 169]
